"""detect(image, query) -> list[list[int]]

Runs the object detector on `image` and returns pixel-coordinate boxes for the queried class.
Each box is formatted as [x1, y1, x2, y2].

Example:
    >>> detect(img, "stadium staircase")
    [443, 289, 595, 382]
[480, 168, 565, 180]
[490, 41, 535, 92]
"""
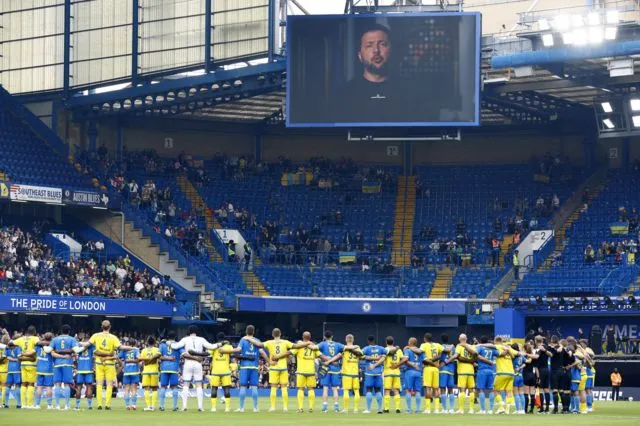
[176, 175, 223, 262]
[429, 266, 454, 298]
[391, 176, 416, 266]
[180, 175, 269, 296]
[497, 166, 608, 300]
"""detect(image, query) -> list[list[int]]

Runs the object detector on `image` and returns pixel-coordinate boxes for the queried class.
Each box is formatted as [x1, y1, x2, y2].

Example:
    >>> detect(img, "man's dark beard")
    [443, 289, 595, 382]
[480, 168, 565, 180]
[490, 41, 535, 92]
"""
[363, 61, 388, 78]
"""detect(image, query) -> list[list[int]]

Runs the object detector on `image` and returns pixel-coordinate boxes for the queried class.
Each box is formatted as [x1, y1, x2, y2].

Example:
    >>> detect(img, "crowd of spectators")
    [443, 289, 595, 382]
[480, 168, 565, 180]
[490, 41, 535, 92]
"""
[0, 224, 176, 301]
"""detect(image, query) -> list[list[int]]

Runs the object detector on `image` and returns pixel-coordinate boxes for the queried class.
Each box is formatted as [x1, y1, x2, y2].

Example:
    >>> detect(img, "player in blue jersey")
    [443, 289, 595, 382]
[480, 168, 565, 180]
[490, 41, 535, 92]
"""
[512, 343, 526, 414]
[74, 333, 94, 410]
[438, 334, 457, 414]
[232, 325, 268, 412]
[4, 339, 22, 408]
[362, 335, 384, 414]
[50, 324, 78, 410]
[461, 336, 499, 413]
[399, 337, 424, 413]
[159, 330, 182, 412]
[317, 330, 345, 413]
[34, 333, 54, 410]
[119, 342, 141, 411]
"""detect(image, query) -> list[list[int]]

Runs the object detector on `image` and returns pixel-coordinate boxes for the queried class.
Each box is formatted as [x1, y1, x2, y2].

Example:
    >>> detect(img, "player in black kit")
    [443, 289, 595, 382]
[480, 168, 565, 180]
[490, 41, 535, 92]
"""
[548, 336, 566, 414]
[522, 343, 538, 414]
[560, 338, 575, 413]
[534, 336, 553, 413]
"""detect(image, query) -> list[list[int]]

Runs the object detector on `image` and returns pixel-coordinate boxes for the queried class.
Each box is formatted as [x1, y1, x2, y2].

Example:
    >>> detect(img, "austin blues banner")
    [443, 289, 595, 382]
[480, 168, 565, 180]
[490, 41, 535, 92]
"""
[237, 295, 466, 315]
[0, 294, 173, 316]
[62, 189, 109, 208]
[10, 184, 62, 203]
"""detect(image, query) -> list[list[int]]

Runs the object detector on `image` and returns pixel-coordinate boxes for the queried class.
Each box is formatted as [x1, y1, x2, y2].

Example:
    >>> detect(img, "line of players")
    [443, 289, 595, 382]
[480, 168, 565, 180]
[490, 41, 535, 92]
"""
[0, 321, 597, 414]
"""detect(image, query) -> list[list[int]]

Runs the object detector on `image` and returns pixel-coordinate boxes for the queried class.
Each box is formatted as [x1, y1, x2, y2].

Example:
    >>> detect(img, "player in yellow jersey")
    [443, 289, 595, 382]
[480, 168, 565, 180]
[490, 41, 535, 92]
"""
[78, 320, 134, 410]
[264, 328, 308, 412]
[580, 339, 596, 412]
[0, 329, 8, 407]
[412, 333, 443, 413]
[12, 325, 39, 408]
[140, 336, 161, 411]
[370, 336, 402, 413]
[455, 333, 476, 414]
[208, 332, 234, 412]
[324, 334, 362, 413]
[273, 331, 320, 413]
[486, 336, 521, 414]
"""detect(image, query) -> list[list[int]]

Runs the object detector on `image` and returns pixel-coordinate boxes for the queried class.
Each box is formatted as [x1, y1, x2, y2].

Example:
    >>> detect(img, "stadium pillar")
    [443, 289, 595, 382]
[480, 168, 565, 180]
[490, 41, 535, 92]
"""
[255, 133, 263, 163]
[403, 141, 412, 176]
[622, 137, 630, 169]
[87, 120, 97, 152]
[494, 308, 525, 344]
[268, 0, 275, 61]
[63, 0, 71, 97]
[132, 0, 139, 85]
[204, 0, 212, 72]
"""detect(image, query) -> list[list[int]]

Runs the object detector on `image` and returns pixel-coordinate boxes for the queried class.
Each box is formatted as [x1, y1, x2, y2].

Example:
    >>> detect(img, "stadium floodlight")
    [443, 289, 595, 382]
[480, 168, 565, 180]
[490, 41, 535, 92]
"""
[601, 102, 613, 113]
[603, 118, 615, 129]
[542, 33, 554, 47]
[606, 10, 619, 25]
[587, 12, 600, 26]
[630, 99, 640, 111]
[632, 116, 640, 127]
[571, 15, 584, 28]
[572, 28, 588, 45]
[552, 14, 571, 31]
[588, 27, 604, 44]
[604, 26, 618, 40]
[538, 18, 550, 31]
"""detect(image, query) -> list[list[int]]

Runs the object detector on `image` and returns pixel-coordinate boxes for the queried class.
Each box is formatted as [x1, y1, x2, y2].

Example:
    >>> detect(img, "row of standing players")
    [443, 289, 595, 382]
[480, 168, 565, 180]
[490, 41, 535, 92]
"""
[0, 322, 596, 414]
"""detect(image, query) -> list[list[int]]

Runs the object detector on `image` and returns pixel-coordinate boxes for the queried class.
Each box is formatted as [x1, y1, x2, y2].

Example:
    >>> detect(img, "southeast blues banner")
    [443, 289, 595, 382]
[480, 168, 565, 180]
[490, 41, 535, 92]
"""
[0, 294, 174, 316]
[10, 184, 62, 203]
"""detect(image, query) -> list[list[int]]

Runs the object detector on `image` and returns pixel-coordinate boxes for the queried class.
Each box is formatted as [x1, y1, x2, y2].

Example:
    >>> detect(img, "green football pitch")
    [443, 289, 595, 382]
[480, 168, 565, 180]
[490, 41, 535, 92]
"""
[2, 400, 639, 426]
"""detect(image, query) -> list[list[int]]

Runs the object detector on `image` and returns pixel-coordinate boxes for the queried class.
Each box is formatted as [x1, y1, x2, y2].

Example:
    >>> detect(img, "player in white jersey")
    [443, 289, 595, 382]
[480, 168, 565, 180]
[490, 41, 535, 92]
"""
[171, 325, 226, 412]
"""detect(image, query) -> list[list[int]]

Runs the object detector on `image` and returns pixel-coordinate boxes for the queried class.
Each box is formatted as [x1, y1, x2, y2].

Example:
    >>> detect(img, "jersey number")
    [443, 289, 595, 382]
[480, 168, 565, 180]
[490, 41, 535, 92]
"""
[60, 341, 65, 349]
[304, 348, 312, 357]
[102, 338, 107, 348]
[275, 346, 281, 355]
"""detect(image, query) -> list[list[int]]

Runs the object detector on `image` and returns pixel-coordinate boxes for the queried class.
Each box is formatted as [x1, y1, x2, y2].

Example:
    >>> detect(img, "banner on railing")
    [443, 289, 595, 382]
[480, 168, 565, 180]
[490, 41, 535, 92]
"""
[0, 180, 8, 199]
[62, 189, 110, 208]
[10, 184, 62, 203]
[0, 294, 174, 316]
[610, 221, 629, 235]
[339, 251, 357, 264]
[362, 181, 381, 194]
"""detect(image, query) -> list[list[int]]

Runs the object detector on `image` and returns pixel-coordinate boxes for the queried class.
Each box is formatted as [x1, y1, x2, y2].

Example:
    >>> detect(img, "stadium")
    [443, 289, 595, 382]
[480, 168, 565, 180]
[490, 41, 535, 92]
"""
[0, 0, 640, 424]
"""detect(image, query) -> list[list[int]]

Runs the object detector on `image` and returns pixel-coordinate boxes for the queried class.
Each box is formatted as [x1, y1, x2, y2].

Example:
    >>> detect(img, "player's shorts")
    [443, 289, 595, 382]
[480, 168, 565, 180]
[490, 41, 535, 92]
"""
[36, 374, 53, 387]
[76, 373, 94, 385]
[160, 372, 179, 388]
[404, 372, 422, 392]
[364, 375, 383, 391]
[513, 374, 524, 388]
[550, 369, 563, 390]
[296, 374, 316, 389]
[342, 375, 360, 391]
[123, 374, 140, 385]
[384, 375, 401, 390]
[182, 359, 204, 383]
[268, 369, 289, 386]
[422, 367, 439, 388]
[54, 366, 74, 384]
[560, 370, 572, 391]
[95, 364, 117, 383]
[239, 368, 259, 387]
[477, 370, 495, 390]
[524, 372, 536, 387]
[494, 374, 514, 392]
[7, 372, 21, 386]
[210, 374, 232, 388]
[320, 372, 341, 388]
[142, 373, 159, 388]
[21, 366, 36, 383]
[439, 372, 455, 388]
[457, 374, 475, 389]
[538, 368, 551, 389]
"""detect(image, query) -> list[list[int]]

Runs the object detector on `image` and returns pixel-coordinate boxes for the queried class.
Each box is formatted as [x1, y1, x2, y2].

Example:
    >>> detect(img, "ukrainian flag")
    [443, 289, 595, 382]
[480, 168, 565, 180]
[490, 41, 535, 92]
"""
[362, 182, 381, 193]
[339, 251, 356, 264]
[610, 221, 629, 235]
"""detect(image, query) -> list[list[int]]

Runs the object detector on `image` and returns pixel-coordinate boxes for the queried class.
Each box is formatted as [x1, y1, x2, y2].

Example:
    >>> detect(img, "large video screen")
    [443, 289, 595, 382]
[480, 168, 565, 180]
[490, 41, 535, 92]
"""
[286, 13, 481, 128]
